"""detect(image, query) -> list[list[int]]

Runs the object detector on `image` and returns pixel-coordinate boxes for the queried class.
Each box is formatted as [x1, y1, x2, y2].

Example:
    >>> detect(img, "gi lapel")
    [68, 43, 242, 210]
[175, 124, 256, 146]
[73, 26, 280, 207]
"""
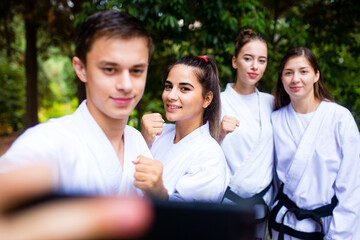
[285, 101, 333, 191]
[223, 85, 264, 163]
[162, 124, 208, 195]
[223, 84, 260, 132]
[75, 101, 121, 193]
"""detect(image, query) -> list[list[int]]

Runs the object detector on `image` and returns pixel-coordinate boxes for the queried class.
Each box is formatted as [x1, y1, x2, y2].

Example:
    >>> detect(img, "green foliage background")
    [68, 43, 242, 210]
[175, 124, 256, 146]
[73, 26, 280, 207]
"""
[0, 0, 359, 134]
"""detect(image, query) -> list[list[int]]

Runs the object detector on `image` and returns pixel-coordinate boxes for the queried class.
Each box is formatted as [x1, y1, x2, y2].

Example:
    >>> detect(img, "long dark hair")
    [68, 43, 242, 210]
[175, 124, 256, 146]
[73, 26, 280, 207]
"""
[163, 55, 221, 140]
[274, 47, 334, 110]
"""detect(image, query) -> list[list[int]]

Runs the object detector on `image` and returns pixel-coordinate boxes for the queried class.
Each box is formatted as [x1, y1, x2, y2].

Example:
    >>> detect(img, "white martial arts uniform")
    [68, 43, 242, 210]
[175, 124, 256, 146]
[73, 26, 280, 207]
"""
[271, 101, 360, 240]
[220, 83, 274, 239]
[150, 122, 229, 202]
[0, 100, 152, 196]
[220, 83, 274, 201]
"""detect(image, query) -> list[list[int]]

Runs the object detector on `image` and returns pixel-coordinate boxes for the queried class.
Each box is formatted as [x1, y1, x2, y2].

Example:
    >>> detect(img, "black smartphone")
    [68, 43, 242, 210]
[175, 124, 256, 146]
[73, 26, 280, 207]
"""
[141, 199, 255, 240]
[7, 194, 255, 240]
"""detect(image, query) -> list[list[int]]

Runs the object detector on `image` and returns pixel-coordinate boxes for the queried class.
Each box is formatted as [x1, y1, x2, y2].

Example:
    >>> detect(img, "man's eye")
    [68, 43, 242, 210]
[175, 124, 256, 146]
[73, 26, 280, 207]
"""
[103, 68, 115, 74]
[132, 69, 145, 75]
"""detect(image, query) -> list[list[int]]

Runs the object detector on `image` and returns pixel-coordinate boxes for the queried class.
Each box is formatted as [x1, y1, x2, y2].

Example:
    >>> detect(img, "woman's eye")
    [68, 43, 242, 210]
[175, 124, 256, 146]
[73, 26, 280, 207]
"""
[181, 87, 190, 91]
[164, 85, 172, 90]
[260, 59, 266, 64]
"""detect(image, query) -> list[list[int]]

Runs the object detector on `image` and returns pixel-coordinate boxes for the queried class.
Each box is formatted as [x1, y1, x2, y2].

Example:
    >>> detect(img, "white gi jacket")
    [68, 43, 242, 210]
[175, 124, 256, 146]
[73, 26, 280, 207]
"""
[0, 100, 152, 196]
[271, 101, 360, 240]
[220, 83, 274, 205]
[150, 122, 229, 202]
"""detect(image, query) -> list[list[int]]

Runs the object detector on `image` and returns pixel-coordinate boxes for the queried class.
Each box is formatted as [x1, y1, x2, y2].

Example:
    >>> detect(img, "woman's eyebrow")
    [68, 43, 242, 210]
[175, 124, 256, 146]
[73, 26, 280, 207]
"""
[179, 82, 194, 88]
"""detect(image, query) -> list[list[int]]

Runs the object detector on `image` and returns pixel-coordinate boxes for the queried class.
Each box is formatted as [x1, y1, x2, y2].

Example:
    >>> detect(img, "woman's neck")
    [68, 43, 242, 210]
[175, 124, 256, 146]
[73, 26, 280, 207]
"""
[174, 117, 203, 144]
[233, 81, 255, 95]
[291, 96, 321, 114]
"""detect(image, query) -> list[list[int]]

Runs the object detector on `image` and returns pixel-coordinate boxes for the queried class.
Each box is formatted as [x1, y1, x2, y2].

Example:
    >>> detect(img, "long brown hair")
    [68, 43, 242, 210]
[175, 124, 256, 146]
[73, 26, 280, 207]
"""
[274, 47, 334, 110]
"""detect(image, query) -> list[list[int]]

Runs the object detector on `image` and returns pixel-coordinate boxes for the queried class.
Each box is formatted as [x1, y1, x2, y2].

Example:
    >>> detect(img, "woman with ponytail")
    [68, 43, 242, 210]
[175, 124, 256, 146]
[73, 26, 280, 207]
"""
[139, 55, 229, 202]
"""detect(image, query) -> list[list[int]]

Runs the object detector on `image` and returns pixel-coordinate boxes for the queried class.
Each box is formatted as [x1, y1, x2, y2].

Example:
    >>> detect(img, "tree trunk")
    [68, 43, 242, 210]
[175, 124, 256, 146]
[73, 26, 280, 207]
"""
[24, 7, 39, 128]
[72, 0, 88, 106]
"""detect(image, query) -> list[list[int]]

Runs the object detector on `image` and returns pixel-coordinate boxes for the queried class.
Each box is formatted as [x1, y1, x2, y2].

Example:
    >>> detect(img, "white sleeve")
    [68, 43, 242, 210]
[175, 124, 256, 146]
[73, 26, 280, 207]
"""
[0, 126, 59, 173]
[325, 112, 360, 240]
[169, 150, 228, 203]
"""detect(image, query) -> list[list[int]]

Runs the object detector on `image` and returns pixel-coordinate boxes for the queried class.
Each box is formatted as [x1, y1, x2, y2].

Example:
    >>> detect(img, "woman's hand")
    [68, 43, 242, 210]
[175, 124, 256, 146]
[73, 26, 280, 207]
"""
[141, 113, 165, 147]
[219, 115, 240, 142]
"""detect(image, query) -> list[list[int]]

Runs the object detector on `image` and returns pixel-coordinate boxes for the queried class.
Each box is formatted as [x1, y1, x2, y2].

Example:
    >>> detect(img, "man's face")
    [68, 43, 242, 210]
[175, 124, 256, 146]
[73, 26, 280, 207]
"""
[75, 36, 149, 124]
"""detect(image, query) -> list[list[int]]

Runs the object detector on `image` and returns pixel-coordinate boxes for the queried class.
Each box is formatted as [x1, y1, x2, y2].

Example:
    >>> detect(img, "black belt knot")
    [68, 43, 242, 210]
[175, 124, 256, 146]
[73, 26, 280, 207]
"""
[269, 184, 338, 240]
[221, 183, 272, 224]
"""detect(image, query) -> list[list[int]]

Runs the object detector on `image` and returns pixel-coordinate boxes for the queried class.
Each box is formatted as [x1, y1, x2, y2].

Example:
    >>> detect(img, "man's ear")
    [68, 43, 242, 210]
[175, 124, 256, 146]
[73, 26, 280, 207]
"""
[72, 57, 87, 83]
[203, 91, 213, 109]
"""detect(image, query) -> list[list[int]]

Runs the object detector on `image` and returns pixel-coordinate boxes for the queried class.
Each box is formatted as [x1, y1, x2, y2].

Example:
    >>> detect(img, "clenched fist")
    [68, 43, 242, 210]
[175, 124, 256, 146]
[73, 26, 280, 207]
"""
[219, 115, 240, 142]
[141, 113, 164, 147]
[133, 155, 169, 200]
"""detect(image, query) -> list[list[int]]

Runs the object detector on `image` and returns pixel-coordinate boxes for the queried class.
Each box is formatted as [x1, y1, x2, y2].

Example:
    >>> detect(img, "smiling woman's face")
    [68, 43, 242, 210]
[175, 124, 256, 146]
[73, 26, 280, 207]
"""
[162, 64, 209, 127]
[281, 55, 319, 103]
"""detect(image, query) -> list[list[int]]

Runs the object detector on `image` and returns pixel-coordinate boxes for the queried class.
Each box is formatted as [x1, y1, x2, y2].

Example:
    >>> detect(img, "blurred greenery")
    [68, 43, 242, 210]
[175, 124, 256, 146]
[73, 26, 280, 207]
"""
[0, 14, 26, 134]
[0, 58, 25, 133]
[0, 0, 359, 134]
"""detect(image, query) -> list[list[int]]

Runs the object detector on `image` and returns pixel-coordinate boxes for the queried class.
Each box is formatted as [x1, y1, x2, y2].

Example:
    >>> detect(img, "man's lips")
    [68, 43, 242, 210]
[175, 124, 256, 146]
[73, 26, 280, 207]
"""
[111, 97, 133, 106]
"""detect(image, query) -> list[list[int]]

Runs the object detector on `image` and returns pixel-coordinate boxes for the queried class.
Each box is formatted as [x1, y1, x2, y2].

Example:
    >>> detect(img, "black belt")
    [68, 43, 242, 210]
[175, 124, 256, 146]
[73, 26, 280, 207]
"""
[269, 184, 338, 240]
[221, 183, 272, 224]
